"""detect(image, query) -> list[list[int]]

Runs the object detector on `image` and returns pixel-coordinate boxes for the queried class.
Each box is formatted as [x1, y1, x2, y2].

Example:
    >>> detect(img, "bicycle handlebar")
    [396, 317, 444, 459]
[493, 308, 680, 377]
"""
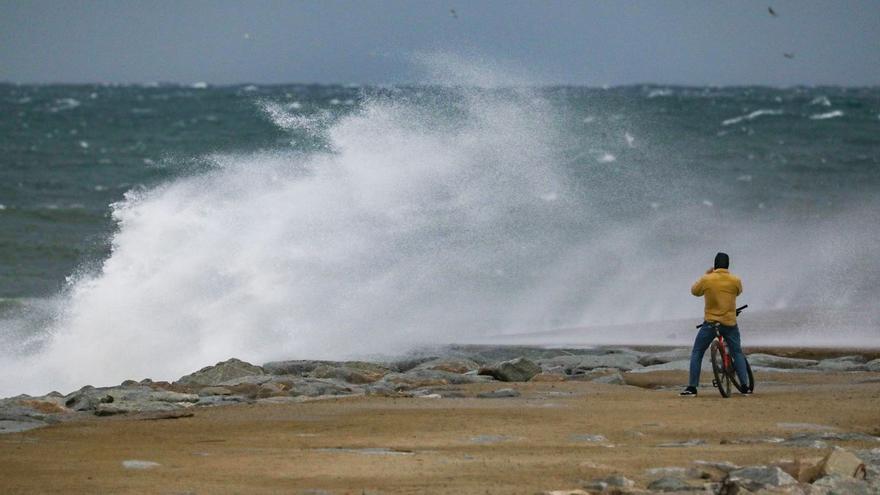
[695, 305, 748, 328]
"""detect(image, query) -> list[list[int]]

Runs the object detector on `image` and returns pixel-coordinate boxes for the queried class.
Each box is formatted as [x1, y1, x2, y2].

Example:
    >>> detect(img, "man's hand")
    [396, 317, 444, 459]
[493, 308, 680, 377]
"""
[705, 267, 714, 274]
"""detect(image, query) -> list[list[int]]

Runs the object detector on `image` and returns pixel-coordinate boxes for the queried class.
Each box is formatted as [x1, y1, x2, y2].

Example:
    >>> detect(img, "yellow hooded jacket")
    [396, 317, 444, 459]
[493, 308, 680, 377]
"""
[691, 268, 742, 326]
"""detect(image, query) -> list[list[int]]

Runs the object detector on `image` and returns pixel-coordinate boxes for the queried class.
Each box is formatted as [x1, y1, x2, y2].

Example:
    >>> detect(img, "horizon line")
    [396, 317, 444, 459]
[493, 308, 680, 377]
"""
[1, 80, 879, 90]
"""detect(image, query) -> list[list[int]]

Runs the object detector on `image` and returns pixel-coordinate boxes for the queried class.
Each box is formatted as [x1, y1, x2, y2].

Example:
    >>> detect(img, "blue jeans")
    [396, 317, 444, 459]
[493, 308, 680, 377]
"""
[688, 322, 748, 388]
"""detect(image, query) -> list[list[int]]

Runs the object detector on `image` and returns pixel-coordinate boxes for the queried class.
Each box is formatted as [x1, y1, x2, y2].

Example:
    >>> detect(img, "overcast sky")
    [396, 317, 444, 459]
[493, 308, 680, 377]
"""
[1, 0, 878, 86]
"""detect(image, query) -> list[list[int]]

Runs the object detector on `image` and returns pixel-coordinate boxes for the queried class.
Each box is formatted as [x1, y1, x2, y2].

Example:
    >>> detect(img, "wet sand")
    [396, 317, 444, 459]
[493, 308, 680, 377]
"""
[2, 368, 879, 494]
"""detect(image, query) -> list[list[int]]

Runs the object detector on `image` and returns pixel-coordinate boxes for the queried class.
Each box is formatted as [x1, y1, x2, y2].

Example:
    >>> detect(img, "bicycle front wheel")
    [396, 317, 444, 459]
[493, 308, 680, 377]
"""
[710, 341, 731, 398]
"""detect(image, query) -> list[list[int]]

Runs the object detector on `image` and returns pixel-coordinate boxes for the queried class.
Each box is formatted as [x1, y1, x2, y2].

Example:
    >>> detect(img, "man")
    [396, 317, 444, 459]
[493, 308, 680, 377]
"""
[680, 252, 749, 396]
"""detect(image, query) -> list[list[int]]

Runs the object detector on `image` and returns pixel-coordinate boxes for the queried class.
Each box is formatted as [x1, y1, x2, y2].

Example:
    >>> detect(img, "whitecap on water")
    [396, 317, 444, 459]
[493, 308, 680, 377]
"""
[809, 96, 831, 107]
[191, 82, 208, 89]
[737, 175, 752, 182]
[49, 98, 80, 112]
[702, 200, 713, 207]
[624, 132, 635, 148]
[647, 88, 672, 98]
[721, 109, 782, 126]
[809, 110, 844, 120]
[597, 153, 616, 163]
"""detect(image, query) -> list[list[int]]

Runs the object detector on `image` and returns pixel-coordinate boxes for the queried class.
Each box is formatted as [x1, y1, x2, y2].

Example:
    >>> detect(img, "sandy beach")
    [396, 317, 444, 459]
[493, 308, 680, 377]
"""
[2, 354, 879, 494]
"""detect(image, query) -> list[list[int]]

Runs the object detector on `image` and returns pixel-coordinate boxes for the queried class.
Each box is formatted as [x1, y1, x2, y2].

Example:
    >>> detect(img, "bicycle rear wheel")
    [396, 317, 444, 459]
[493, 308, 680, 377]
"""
[732, 357, 755, 393]
[710, 341, 731, 398]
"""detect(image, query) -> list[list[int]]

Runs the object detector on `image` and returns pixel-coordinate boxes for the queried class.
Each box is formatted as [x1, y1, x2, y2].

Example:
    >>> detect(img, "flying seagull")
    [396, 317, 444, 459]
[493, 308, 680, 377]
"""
[768, 6, 778, 17]
[450, 8, 458, 19]
[783, 53, 795, 59]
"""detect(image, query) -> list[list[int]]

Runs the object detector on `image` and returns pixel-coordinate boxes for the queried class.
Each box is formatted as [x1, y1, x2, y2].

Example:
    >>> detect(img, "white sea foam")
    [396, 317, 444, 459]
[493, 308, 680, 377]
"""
[597, 153, 616, 163]
[809, 110, 844, 120]
[809, 96, 831, 107]
[721, 109, 783, 126]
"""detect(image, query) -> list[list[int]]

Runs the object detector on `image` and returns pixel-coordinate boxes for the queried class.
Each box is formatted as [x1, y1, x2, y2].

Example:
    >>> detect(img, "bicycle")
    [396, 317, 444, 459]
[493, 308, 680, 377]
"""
[698, 305, 755, 398]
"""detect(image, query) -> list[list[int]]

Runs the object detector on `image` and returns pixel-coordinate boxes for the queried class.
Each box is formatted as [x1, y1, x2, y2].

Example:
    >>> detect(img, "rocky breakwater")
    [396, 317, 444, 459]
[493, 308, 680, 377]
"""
[2, 345, 879, 435]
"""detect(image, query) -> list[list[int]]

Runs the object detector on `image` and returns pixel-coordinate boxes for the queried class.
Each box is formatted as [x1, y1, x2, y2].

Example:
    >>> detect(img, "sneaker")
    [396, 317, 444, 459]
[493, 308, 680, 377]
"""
[739, 389, 753, 396]
[679, 386, 698, 397]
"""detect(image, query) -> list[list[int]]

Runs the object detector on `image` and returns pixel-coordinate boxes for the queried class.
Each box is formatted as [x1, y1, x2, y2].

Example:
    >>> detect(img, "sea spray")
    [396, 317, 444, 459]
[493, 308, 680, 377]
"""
[1, 60, 879, 396]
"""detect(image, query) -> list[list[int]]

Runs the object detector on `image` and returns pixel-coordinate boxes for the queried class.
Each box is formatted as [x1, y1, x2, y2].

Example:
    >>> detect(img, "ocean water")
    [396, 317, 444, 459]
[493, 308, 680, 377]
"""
[1, 75, 879, 395]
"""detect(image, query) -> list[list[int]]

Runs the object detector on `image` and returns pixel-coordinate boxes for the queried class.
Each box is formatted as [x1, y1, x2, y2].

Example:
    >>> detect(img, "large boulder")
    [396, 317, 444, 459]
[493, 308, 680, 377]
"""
[747, 353, 818, 369]
[723, 466, 798, 493]
[175, 358, 265, 387]
[379, 369, 492, 390]
[414, 358, 480, 374]
[816, 356, 867, 372]
[288, 377, 360, 397]
[638, 348, 692, 366]
[821, 447, 868, 479]
[65, 385, 198, 414]
[310, 363, 389, 384]
[865, 358, 880, 372]
[539, 353, 642, 373]
[812, 475, 876, 495]
[479, 357, 541, 382]
[0, 395, 72, 433]
[262, 360, 327, 375]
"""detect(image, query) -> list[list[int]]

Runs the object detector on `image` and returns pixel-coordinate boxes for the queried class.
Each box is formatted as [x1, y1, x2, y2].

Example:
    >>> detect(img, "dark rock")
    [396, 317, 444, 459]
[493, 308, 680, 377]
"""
[479, 357, 541, 382]
[197, 386, 232, 397]
[175, 358, 265, 386]
[196, 395, 251, 407]
[647, 476, 705, 492]
[476, 388, 520, 398]
[137, 410, 195, 420]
